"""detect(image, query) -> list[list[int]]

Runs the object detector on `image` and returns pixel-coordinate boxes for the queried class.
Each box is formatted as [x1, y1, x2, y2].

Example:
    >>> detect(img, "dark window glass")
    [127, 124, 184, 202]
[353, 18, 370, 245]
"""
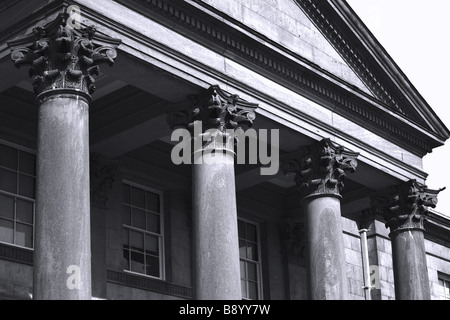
[0, 145, 17, 170]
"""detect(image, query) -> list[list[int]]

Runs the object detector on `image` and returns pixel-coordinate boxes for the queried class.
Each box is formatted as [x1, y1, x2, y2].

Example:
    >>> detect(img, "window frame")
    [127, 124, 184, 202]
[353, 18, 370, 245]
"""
[238, 217, 263, 300]
[121, 179, 165, 281]
[0, 141, 36, 250]
[438, 273, 450, 300]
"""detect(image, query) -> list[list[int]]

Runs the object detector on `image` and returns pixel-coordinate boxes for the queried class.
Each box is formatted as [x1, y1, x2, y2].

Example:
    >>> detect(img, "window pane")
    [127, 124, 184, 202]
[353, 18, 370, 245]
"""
[241, 280, 247, 299]
[239, 239, 247, 259]
[145, 234, 158, 255]
[146, 212, 160, 233]
[16, 223, 32, 248]
[0, 168, 17, 194]
[131, 208, 146, 230]
[0, 145, 17, 170]
[240, 260, 245, 279]
[248, 281, 258, 300]
[439, 279, 445, 294]
[123, 248, 130, 269]
[146, 191, 160, 213]
[247, 242, 258, 261]
[0, 194, 14, 220]
[130, 251, 145, 273]
[130, 230, 144, 252]
[246, 224, 257, 242]
[18, 174, 35, 198]
[16, 199, 33, 224]
[121, 205, 131, 226]
[123, 228, 129, 247]
[0, 219, 14, 243]
[247, 262, 257, 281]
[122, 184, 131, 205]
[145, 255, 160, 277]
[18, 151, 35, 176]
[131, 187, 145, 209]
[238, 220, 245, 239]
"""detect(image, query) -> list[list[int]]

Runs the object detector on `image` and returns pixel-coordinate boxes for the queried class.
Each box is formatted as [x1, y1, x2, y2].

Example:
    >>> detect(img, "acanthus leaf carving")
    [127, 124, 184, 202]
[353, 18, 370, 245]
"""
[282, 139, 358, 198]
[167, 85, 258, 148]
[7, 10, 121, 98]
[370, 180, 445, 234]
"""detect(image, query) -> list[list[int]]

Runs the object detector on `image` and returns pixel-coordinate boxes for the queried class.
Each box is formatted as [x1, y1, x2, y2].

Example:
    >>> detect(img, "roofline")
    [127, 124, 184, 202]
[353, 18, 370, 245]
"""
[328, 0, 450, 139]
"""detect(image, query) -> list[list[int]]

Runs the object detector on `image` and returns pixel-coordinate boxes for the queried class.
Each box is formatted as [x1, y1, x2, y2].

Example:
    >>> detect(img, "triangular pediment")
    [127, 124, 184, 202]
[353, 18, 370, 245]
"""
[199, 0, 376, 97]
[295, 0, 449, 138]
[197, 0, 449, 140]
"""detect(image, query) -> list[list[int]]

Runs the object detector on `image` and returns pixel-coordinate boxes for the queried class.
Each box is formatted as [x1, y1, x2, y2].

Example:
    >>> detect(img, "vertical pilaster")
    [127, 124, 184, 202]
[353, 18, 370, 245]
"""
[8, 12, 120, 300]
[371, 180, 443, 300]
[169, 85, 257, 300]
[282, 139, 358, 300]
[90, 153, 119, 299]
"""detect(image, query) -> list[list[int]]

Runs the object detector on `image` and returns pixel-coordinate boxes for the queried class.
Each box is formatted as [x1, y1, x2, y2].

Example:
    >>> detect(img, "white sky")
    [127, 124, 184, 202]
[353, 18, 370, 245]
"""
[346, 0, 450, 215]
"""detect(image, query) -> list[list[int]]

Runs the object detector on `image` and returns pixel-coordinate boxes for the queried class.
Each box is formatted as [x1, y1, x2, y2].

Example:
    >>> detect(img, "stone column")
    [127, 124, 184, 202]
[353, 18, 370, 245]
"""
[371, 180, 443, 300]
[169, 85, 257, 299]
[8, 13, 120, 299]
[282, 139, 358, 300]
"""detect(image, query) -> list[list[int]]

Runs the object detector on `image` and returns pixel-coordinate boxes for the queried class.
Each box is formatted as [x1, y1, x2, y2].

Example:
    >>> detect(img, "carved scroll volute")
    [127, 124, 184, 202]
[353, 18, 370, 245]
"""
[167, 85, 258, 151]
[168, 85, 257, 132]
[282, 139, 358, 199]
[371, 180, 445, 235]
[7, 10, 121, 99]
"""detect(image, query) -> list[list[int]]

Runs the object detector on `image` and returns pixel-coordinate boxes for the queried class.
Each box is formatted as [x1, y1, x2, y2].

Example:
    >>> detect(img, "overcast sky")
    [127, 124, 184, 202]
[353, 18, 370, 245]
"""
[346, 0, 450, 215]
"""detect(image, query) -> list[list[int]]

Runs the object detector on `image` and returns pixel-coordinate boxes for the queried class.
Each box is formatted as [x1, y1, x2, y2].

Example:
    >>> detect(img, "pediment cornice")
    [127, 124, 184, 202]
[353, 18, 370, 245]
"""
[2, 0, 447, 157]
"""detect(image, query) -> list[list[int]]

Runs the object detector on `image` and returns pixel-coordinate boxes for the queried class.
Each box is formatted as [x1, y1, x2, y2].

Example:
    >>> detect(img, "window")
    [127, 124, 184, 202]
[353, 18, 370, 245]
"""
[238, 219, 262, 300]
[122, 181, 164, 279]
[439, 276, 450, 300]
[0, 143, 35, 249]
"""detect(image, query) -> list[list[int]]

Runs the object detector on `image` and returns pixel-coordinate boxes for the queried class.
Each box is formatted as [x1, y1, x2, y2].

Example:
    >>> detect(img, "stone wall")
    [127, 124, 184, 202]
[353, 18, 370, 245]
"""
[425, 239, 450, 300]
[198, 0, 371, 94]
[0, 260, 32, 299]
[342, 217, 365, 300]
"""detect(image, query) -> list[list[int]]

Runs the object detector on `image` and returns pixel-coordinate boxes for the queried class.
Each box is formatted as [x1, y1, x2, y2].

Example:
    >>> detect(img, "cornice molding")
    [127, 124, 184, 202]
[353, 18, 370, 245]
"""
[296, 0, 403, 115]
[327, 0, 450, 140]
[113, 0, 441, 156]
[2, 0, 444, 155]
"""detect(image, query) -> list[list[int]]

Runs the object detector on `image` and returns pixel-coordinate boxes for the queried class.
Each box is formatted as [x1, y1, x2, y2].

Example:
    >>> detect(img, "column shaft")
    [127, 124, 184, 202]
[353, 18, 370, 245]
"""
[34, 93, 91, 300]
[391, 229, 430, 300]
[371, 180, 442, 300]
[304, 196, 348, 300]
[7, 13, 121, 300]
[192, 149, 241, 300]
[282, 138, 358, 300]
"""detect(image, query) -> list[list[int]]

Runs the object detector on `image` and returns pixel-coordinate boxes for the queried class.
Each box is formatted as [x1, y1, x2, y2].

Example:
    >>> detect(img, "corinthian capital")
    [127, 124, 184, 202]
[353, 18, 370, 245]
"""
[370, 180, 444, 235]
[281, 139, 358, 198]
[7, 11, 121, 99]
[167, 85, 257, 134]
